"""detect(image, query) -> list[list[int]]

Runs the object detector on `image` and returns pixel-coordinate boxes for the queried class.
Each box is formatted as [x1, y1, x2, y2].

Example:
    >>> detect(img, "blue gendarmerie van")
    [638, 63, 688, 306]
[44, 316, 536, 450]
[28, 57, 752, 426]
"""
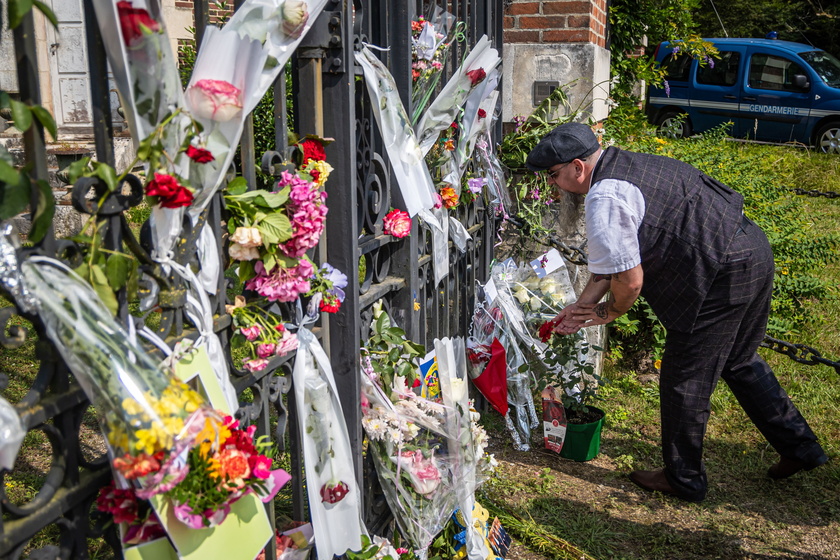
[645, 38, 840, 153]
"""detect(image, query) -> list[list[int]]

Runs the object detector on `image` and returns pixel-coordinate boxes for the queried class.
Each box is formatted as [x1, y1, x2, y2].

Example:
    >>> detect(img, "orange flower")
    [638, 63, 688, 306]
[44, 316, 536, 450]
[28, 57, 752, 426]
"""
[440, 187, 459, 209]
[113, 452, 161, 479]
[215, 448, 251, 490]
[443, 139, 455, 151]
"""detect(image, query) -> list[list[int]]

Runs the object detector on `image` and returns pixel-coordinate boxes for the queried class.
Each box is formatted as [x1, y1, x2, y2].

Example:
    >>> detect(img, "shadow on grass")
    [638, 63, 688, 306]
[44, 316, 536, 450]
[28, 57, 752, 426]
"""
[487, 422, 840, 560]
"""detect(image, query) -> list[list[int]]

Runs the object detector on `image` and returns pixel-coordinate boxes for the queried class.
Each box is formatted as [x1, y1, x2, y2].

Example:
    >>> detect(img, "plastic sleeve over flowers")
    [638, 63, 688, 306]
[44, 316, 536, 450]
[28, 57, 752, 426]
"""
[292, 321, 366, 560]
[186, 0, 329, 213]
[360, 310, 494, 559]
[20, 257, 214, 498]
[360, 367, 459, 559]
[415, 35, 500, 158]
[355, 46, 437, 217]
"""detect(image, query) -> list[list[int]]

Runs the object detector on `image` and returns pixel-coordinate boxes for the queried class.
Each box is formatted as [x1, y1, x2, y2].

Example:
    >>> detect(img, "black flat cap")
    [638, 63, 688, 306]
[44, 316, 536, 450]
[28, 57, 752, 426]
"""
[526, 122, 600, 171]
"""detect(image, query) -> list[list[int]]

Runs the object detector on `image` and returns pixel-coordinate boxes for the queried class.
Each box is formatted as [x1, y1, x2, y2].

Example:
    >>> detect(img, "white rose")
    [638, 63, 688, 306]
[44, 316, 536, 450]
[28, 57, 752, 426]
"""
[230, 226, 263, 248]
[514, 289, 530, 305]
[229, 242, 260, 261]
[529, 296, 542, 311]
[448, 378, 467, 401]
[539, 277, 557, 293]
[550, 292, 566, 305]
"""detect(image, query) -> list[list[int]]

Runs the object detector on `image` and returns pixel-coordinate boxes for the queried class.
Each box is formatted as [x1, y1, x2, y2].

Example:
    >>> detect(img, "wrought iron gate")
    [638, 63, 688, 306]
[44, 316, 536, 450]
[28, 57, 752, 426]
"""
[0, 0, 504, 557]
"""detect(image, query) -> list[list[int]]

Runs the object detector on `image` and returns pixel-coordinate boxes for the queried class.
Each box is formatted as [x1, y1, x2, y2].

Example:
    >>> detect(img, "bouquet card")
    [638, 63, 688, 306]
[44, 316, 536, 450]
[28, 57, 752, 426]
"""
[152, 493, 272, 560]
[173, 345, 232, 414]
[122, 537, 179, 560]
[152, 345, 274, 560]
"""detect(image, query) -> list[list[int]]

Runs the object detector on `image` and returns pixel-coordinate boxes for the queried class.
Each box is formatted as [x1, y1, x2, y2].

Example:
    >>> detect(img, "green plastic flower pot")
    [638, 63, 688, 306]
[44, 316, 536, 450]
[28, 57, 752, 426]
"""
[560, 407, 604, 462]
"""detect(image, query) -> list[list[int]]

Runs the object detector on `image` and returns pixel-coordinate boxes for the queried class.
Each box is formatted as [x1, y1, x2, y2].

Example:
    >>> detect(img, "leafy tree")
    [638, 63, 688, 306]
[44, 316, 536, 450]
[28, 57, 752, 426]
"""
[609, 0, 714, 108]
[692, 0, 840, 56]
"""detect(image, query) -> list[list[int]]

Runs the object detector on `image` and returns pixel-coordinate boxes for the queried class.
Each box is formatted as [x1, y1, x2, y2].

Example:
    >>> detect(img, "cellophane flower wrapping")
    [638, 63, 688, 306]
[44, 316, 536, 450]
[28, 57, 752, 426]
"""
[434, 337, 493, 560]
[471, 131, 511, 215]
[164, 412, 289, 528]
[360, 304, 494, 559]
[20, 257, 213, 498]
[410, 7, 461, 125]
[355, 46, 438, 217]
[415, 35, 500, 158]
[508, 251, 577, 341]
[472, 261, 543, 451]
[291, 307, 366, 560]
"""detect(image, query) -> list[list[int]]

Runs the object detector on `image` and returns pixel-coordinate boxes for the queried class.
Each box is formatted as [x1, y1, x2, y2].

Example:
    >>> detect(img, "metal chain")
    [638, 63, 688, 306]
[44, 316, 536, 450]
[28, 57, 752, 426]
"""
[504, 216, 589, 266]
[788, 187, 840, 199]
[760, 336, 840, 375]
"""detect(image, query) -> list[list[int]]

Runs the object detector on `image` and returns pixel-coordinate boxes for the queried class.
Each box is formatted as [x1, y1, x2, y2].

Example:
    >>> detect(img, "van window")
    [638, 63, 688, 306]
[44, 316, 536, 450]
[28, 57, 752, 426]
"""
[748, 54, 809, 92]
[661, 53, 692, 82]
[697, 51, 740, 86]
[800, 50, 840, 88]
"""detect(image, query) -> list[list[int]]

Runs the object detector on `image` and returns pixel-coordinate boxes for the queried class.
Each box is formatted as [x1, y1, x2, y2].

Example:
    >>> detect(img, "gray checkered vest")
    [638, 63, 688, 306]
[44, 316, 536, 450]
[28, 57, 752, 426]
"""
[592, 147, 744, 332]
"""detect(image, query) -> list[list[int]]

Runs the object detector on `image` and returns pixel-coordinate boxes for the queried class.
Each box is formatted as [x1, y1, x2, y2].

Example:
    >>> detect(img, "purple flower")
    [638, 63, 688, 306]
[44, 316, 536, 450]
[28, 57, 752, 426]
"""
[664, 79, 671, 98]
[321, 262, 348, 303]
[467, 177, 487, 195]
[706, 55, 715, 69]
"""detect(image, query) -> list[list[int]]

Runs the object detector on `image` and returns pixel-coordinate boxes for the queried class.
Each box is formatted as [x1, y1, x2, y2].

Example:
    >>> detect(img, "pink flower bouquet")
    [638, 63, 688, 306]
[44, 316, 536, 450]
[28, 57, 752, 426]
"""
[163, 414, 290, 528]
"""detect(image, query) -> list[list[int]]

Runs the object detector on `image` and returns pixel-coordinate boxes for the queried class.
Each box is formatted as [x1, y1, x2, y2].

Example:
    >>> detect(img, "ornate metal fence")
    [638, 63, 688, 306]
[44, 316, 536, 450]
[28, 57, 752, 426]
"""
[0, 0, 503, 557]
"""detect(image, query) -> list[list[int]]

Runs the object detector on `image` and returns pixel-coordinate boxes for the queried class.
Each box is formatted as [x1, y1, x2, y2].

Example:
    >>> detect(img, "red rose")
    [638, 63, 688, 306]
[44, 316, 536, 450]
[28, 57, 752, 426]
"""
[299, 139, 326, 163]
[478, 108, 487, 119]
[538, 319, 559, 343]
[320, 481, 349, 504]
[145, 173, 194, 209]
[186, 145, 214, 163]
[117, 1, 160, 46]
[319, 294, 341, 313]
[466, 68, 486, 87]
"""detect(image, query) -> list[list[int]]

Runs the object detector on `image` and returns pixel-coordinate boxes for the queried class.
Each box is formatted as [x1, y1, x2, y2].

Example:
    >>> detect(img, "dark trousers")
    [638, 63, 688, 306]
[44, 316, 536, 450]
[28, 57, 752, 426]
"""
[658, 218, 827, 501]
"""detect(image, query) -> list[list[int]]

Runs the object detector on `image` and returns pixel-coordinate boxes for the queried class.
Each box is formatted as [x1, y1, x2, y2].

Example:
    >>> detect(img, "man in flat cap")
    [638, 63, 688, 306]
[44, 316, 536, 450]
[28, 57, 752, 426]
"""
[528, 122, 827, 502]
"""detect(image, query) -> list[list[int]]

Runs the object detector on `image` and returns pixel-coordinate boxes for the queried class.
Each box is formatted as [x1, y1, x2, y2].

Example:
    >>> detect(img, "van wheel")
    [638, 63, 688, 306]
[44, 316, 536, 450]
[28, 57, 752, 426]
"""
[657, 111, 692, 139]
[815, 122, 840, 154]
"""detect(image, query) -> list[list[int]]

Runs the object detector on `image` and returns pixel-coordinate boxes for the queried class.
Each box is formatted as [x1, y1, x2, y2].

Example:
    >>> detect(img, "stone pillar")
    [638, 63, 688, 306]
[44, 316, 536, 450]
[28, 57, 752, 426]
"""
[502, 0, 611, 123]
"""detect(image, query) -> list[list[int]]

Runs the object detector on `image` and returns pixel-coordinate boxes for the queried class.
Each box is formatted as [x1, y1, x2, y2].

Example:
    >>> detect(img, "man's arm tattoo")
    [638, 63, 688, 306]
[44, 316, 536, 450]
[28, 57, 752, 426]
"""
[593, 302, 608, 319]
[593, 274, 612, 282]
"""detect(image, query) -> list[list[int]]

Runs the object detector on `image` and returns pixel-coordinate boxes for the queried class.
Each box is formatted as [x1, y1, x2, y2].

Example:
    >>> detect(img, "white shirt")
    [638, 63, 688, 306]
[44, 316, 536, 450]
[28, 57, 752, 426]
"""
[585, 178, 646, 274]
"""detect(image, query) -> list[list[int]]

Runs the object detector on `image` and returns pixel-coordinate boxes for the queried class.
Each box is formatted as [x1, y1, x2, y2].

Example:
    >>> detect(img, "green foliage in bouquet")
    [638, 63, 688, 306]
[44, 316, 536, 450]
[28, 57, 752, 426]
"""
[497, 87, 578, 239]
[364, 310, 426, 397]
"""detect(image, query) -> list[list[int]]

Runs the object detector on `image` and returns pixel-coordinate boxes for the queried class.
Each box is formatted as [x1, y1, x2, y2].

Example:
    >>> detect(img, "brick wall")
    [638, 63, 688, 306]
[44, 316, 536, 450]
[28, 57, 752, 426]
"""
[171, 0, 233, 25]
[504, 0, 608, 48]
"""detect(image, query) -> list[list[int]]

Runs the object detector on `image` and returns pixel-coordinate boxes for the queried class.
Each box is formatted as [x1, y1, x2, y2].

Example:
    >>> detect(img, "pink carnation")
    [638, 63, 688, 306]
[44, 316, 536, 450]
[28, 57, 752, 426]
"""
[240, 325, 261, 341]
[257, 343, 276, 358]
[249, 455, 273, 480]
[243, 358, 269, 372]
[275, 331, 299, 356]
